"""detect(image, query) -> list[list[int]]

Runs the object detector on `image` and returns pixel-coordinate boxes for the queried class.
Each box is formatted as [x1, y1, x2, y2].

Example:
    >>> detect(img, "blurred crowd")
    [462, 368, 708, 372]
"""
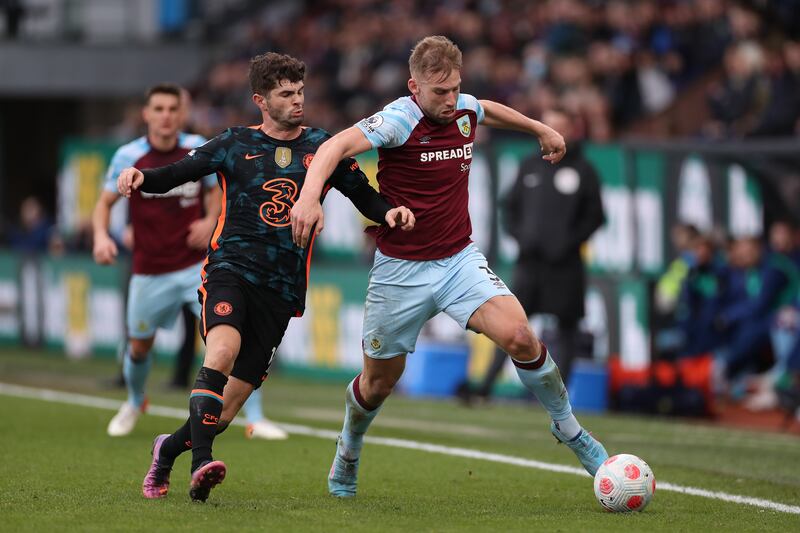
[152, 0, 800, 142]
[654, 221, 800, 415]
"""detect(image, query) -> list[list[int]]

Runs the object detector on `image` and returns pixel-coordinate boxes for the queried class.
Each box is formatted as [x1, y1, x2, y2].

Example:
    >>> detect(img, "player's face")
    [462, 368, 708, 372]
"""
[263, 80, 305, 129]
[409, 70, 461, 124]
[142, 93, 181, 139]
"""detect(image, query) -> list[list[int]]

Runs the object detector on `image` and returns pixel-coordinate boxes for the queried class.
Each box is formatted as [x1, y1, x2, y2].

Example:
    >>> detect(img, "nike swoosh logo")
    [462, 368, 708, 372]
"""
[245, 153, 265, 160]
[201, 419, 217, 425]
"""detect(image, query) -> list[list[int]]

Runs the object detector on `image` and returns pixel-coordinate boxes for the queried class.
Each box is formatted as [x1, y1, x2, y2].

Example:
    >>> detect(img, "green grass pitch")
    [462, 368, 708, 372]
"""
[1, 350, 799, 532]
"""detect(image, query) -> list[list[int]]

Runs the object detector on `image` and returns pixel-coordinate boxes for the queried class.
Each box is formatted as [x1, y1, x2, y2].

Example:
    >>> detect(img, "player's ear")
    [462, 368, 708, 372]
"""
[408, 77, 418, 96]
[252, 93, 265, 111]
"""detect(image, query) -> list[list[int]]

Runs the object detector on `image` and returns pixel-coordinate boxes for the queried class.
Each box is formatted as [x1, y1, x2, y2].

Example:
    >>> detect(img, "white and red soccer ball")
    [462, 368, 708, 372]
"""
[593, 454, 656, 512]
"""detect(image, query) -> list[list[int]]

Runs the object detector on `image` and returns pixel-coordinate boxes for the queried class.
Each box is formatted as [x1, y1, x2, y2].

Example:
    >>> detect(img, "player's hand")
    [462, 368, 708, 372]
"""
[186, 216, 216, 250]
[385, 206, 415, 231]
[290, 195, 324, 248]
[93, 233, 118, 265]
[117, 167, 144, 197]
[538, 126, 566, 164]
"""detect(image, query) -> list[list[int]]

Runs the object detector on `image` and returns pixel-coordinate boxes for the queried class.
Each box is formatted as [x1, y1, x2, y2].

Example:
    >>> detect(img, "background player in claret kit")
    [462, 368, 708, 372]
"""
[93, 83, 220, 436]
[291, 35, 609, 498]
[93, 83, 286, 441]
[115, 52, 414, 502]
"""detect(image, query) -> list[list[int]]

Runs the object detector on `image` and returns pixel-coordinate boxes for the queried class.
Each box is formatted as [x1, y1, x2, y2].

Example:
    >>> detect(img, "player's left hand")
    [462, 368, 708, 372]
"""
[186, 216, 216, 250]
[385, 206, 415, 231]
[538, 126, 566, 164]
[291, 195, 324, 248]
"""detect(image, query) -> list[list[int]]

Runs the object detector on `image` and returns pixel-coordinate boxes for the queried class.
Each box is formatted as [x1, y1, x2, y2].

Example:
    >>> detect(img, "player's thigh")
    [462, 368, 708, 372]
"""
[127, 273, 183, 339]
[362, 250, 437, 359]
[437, 244, 514, 329]
[230, 290, 292, 390]
[467, 294, 534, 346]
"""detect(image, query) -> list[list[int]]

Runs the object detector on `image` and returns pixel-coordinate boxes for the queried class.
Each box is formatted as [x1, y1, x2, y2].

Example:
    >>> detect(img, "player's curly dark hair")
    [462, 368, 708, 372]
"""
[249, 52, 306, 95]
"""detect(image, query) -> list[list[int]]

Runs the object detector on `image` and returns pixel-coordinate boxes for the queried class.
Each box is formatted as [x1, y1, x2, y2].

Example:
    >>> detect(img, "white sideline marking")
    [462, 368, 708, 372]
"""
[2, 382, 799, 515]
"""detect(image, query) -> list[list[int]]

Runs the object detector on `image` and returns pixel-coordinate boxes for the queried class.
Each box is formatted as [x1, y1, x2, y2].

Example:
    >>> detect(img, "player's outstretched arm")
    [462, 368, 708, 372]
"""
[292, 127, 373, 248]
[119, 139, 225, 197]
[478, 99, 566, 164]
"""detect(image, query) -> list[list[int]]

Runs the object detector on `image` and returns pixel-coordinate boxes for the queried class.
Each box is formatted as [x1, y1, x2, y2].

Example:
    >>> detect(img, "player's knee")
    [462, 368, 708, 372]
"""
[503, 323, 537, 360]
[128, 339, 152, 361]
[205, 343, 237, 371]
[362, 373, 399, 402]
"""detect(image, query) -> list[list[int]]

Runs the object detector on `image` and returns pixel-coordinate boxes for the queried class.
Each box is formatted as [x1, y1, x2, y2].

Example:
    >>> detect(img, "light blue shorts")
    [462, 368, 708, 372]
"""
[127, 261, 203, 339]
[362, 243, 513, 359]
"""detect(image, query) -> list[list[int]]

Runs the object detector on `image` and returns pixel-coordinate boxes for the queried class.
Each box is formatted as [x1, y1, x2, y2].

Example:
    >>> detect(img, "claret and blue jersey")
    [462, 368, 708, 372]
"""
[356, 93, 484, 260]
[103, 132, 216, 275]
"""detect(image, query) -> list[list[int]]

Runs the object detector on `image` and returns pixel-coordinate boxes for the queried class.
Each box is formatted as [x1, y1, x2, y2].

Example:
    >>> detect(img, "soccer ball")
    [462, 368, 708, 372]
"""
[593, 454, 655, 512]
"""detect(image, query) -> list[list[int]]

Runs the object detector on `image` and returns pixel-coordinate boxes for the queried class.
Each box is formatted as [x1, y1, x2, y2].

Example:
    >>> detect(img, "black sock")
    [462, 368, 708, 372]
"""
[189, 366, 227, 472]
[159, 420, 192, 466]
[160, 416, 232, 467]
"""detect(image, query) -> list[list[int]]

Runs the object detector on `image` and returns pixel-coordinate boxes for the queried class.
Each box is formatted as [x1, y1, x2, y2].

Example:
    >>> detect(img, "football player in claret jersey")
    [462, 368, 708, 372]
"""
[93, 84, 285, 442]
[92, 83, 220, 436]
[116, 52, 414, 502]
[291, 36, 609, 498]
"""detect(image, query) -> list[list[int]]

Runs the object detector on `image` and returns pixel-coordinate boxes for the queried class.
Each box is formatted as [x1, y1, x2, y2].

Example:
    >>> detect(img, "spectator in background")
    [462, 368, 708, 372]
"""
[745, 220, 800, 410]
[464, 107, 605, 403]
[675, 232, 728, 358]
[706, 41, 769, 138]
[8, 196, 52, 253]
[715, 236, 798, 390]
[744, 39, 800, 137]
[655, 223, 700, 317]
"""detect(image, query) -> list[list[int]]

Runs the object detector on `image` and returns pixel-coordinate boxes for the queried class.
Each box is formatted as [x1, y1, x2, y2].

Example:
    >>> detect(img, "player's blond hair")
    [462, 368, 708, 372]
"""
[408, 36, 463, 81]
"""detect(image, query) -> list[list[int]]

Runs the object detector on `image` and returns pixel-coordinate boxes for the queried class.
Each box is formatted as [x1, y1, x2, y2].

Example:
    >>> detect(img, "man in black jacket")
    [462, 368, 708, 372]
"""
[469, 107, 605, 402]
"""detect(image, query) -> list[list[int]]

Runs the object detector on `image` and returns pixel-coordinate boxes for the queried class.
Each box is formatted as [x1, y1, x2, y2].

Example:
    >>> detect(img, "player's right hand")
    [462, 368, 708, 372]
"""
[117, 167, 144, 197]
[385, 206, 415, 231]
[290, 195, 324, 248]
[93, 233, 118, 265]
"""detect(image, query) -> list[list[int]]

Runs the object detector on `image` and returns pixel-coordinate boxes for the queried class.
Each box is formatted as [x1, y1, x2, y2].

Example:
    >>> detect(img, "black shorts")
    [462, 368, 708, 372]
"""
[198, 268, 293, 389]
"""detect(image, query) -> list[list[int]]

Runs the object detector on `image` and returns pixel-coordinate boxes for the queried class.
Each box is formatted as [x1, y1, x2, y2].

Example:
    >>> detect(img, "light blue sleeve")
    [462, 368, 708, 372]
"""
[354, 98, 421, 148]
[180, 133, 217, 188]
[457, 93, 485, 124]
[103, 143, 143, 193]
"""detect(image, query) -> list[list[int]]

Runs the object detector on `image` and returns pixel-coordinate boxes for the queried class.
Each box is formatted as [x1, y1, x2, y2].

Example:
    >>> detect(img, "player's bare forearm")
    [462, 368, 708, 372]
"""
[479, 100, 542, 134]
[292, 127, 373, 247]
[92, 190, 120, 264]
[301, 127, 371, 200]
[478, 100, 566, 163]
[92, 190, 118, 238]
